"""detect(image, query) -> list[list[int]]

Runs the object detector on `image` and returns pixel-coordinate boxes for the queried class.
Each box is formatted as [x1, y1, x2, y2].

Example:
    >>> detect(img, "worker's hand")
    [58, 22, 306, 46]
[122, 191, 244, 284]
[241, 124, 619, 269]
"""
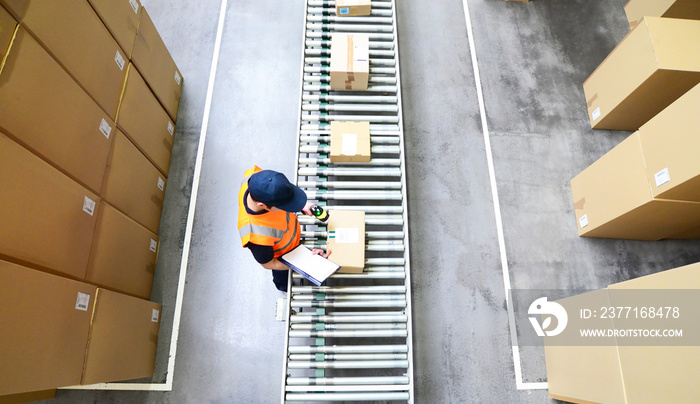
[311, 248, 331, 258]
[302, 201, 315, 216]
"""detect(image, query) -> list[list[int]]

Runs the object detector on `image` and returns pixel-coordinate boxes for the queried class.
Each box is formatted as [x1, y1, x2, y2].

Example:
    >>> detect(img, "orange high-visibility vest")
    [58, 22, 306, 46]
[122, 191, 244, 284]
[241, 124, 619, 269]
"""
[238, 166, 301, 258]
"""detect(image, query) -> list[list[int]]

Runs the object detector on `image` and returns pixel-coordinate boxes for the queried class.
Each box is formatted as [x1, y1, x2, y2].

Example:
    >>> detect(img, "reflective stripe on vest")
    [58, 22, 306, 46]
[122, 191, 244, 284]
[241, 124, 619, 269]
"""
[273, 213, 298, 253]
[238, 223, 286, 240]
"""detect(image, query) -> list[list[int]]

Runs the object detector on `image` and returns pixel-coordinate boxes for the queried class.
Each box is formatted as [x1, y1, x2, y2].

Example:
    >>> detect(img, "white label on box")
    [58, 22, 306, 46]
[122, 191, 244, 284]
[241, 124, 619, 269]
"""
[99, 118, 112, 139]
[75, 292, 90, 311]
[174, 71, 181, 85]
[354, 45, 368, 62]
[591, 107, 601, 121]
[342, 133, 358, 155]
[151, 309, 160, 323]
[167, 121, 174, 136]
[129, 0, 140, 14]
[334, 228, 359, 244]
[150, 238, 158, 252]
[157, 177, 165, 191]
[83, 196, 96, 216]
[114, 50, 126, 71]
[654, 167, 670, 187]
[579, 214, 589, 229]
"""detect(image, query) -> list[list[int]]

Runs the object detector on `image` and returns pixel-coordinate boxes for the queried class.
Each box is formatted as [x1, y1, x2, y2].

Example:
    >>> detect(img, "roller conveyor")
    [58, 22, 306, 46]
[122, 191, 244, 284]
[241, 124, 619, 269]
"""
[282, 0, 413, 402]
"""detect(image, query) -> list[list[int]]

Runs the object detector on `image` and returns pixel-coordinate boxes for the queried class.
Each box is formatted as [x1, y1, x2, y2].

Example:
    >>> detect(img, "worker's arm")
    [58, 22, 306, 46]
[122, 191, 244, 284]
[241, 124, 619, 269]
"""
[301, 200, 315, 216]
[260, 248, 329, 269]
[260, 258, 290, 270]
[248, 242, 329, 269]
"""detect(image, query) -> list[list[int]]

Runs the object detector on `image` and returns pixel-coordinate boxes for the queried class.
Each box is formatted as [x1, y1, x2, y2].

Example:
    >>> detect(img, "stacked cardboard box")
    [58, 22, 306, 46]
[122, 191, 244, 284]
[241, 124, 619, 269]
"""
[87, 203, 159, 300]
[583, 17, 700, 131]
[545, 262, 700, 403]
[0, 261, 162, 397]
[624, 0, 700, 29]
[82, 288, 162, 385]
[87, 0, 141, 58]
[0, 261, 96, 396]
[0, 390, 57, 404]
[16, 0, 128, 120]
[0, 132, 100, 279]
[102, 131, 167, 234]
[131, 8, 183, 121]
[571, 83, 700, 240]
[0, 1, 182, 395]
[0, 27, 114, 194]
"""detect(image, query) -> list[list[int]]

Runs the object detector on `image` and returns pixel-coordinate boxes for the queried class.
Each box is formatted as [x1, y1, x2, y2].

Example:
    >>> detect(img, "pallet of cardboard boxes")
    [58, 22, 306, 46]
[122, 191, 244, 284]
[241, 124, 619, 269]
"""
[0, 0, 182, 399]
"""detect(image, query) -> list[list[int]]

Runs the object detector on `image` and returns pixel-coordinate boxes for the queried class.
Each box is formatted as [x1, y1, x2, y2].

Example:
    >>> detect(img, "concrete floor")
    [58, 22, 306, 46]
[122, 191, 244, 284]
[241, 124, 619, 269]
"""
[45, 0, 700, 403]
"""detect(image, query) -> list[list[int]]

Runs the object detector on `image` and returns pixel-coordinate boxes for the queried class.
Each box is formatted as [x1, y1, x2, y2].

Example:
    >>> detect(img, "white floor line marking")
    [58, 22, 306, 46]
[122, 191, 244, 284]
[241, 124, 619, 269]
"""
[62, 0, 229, 392]
[461, 0, 548, 391]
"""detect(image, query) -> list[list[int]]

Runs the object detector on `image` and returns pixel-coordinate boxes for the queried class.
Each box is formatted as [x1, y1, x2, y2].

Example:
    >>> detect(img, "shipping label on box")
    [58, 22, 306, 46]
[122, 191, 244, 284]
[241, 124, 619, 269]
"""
[327, 210, 365, 273]
[330, 33, 369, 91]
[330, 121, 371, 162]
[335, 0, 371, 16]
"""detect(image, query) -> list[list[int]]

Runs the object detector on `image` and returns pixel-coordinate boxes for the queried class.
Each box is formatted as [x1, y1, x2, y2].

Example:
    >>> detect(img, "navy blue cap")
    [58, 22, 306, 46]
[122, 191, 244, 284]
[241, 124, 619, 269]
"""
[248, 170, 307, 212]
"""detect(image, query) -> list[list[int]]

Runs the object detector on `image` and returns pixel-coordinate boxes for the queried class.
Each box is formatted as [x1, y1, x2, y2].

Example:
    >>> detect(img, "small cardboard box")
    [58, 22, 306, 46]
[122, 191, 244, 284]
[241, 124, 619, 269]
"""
[0, 261, 95, 396]
[330, 33, 369, 91]
[624, 0, 700, 29]
[638, 83, 700, 202]
[335, 0, 371, 16]
[101, 131, 166, 234]
[86, 202, 158, 300]
[0, 132, 100, 280]
[330, 121, 371, 163]
[88, 0, 141, 58]
[81, 288, 161, 385]
[0, 4, 16, 63]
[117, 63, 175, 177]
[570, 132, 700, 240]
[18, 0, 129, 120]
[131, 8, 182, 121]
[327, 210, 365, 273]
[0, 28, 114, 194]
[583, 17, 700, 131]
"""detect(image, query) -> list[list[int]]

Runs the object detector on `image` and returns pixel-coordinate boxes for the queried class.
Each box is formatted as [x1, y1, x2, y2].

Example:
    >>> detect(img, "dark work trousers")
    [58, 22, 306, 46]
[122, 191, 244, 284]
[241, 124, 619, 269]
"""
[272, 269, 289, 292]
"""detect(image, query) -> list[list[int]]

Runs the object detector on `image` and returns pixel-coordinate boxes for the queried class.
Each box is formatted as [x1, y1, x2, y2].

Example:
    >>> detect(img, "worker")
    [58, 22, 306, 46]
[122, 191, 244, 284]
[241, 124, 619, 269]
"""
[238, 166, 329, 292]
